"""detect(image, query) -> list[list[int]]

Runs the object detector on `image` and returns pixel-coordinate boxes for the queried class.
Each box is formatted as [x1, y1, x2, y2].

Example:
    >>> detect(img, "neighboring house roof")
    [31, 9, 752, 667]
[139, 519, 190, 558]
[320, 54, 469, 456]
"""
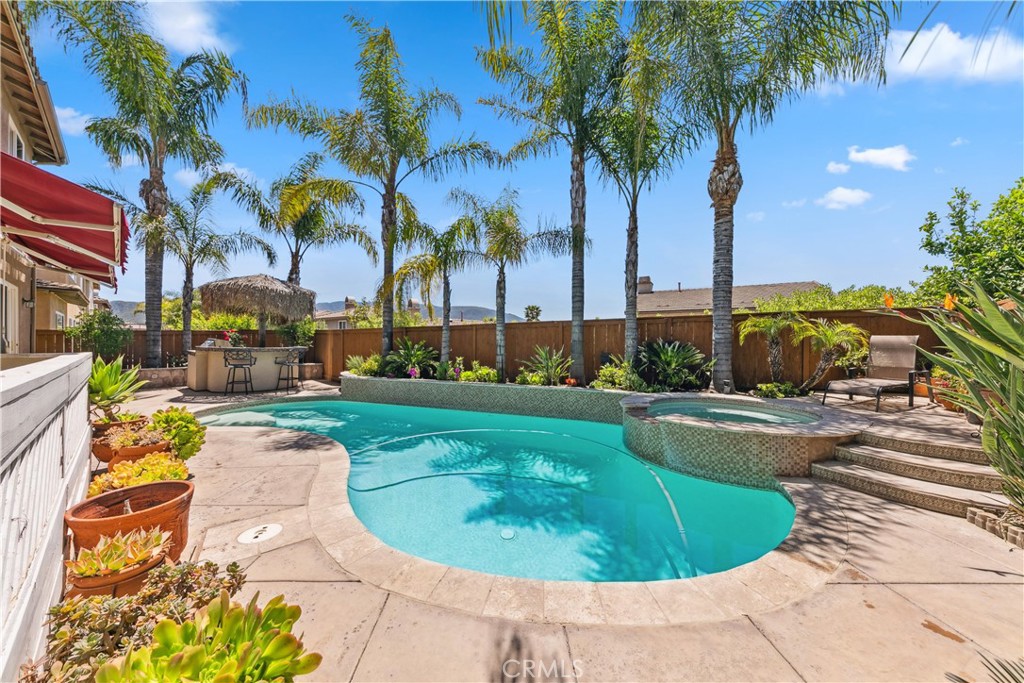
[315, 310, 350, 321]
[1, 0, 67, 164]
[36, 278, 88, 307]
[638, 281, 821, 314]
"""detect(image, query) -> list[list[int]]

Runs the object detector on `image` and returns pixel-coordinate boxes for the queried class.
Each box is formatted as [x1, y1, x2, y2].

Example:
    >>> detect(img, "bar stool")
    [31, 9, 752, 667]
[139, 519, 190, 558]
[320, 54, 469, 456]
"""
[224, 349, 256, 394]
[275, 348, 304, 393]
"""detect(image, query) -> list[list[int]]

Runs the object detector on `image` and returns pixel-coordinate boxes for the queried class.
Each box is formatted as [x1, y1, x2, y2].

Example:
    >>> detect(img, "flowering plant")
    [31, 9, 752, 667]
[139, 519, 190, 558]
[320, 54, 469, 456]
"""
[221, 329, 244, 347]
[408, 367, 419, 379]
[564, 378, 578, 387]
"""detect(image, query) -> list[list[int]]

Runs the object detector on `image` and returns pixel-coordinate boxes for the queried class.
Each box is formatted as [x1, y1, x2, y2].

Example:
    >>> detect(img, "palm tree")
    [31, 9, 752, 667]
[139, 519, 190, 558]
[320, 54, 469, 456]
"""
[163, 179, 276, 351]
[646, 2, 893, 391]
[593, 21, 687, 363]
[450, 188, 572, 381]
[36, 2, 246, 367]
[389, 218, 479, 363]
[247, 15, 499, 356]
[212, 153, 378, 286]
[479, 0, 622, 382]
[793, 319, 868, 393]
[738, 312, 802, 384]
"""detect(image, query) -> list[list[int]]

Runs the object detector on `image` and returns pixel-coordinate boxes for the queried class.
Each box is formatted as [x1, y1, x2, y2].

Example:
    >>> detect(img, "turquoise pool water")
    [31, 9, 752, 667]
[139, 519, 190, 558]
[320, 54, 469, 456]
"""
[205, 401, 795, 582]
[648, 400, 819, 425]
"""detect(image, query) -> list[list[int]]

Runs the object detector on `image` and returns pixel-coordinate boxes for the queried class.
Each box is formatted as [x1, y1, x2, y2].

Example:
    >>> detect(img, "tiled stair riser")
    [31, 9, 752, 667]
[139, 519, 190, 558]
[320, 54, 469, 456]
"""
[810, 463, 970, 517]
[856, 432, 989, 465]
[834, 446, 1001, 492]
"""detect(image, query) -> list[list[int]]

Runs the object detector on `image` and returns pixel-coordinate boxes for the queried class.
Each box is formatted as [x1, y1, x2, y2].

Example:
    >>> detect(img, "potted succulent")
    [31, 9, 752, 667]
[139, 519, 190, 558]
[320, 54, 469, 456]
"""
[65, 480, 194, 561]
[94, 591, 322, 682]
[149, 407, 207, 460]
[65, 529, 171, 598]
[88, 453, 189, 498]
[930, 367, 968, 412]
[88, 356, 148, 436]
[93, 424, 171, 466]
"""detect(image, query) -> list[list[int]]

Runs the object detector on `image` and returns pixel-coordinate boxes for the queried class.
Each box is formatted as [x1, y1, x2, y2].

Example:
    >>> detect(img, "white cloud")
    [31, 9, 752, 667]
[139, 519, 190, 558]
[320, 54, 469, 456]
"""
[950, 137, 969, 147]
[847, 144, 916, 171]
[888, 23, 1024, 83]
[146, 1, 234, 54]
[174, 162, 259, 188]
[826, 161, 850, 174]
[55, 106, 90, 136]
[746, 211, 765, 223]
[781, 199, 807, 209]
[934, 166, 946, 175]
[815, 81, 846, 98]
[110, 153, 142, 170]
[815, 187, 872, 210]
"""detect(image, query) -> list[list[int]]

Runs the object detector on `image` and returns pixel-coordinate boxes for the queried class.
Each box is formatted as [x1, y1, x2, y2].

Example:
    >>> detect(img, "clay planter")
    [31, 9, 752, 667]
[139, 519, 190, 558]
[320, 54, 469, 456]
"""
[92, 417, 148, 438]
[66, 553, 168, 599]
[65, 481, 194, 562]
[108, 441, 172, 468]
[913, 382, 932, 398]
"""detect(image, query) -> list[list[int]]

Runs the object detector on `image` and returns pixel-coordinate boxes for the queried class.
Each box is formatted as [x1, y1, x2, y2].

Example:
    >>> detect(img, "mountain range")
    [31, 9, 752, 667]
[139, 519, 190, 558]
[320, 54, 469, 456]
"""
[108, 301, 523, 324]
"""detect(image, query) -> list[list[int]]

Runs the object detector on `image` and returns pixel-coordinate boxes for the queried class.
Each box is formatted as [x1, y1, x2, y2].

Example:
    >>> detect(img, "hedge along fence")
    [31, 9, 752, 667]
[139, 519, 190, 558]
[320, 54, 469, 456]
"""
[34, 329, 284, 367]
[313, 309, 941, 390]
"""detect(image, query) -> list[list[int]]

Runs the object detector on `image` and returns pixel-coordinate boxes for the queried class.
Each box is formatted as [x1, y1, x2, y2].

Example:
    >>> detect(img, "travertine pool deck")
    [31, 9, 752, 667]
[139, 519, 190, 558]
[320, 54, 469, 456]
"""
[129, 385, 1023, 682]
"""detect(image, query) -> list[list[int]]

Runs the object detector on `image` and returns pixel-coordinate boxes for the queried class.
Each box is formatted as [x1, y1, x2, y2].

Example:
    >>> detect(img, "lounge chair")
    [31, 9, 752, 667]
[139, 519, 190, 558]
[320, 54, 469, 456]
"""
[820, 335, 934, 411]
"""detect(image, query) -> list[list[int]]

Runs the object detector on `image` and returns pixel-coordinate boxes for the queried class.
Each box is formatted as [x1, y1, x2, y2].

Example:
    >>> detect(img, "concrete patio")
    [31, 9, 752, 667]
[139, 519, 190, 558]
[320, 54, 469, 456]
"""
[127, 385, 1023, 682]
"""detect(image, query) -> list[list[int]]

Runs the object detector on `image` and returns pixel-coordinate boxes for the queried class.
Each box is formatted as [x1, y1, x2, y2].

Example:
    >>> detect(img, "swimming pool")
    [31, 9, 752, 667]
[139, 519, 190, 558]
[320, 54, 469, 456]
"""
[204, 400, 795, 582]
[648, 399, 819, 424]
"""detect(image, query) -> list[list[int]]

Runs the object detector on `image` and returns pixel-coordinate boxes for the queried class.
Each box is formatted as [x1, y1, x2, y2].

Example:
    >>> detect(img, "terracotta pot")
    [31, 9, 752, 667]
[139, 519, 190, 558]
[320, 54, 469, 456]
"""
[92, 417, 148, 437]
[913, 382, 932, 398]
[108, 441, 172, 468]
[65, 481, 194, 561]
[92, 438, 115, 463]
[66, 553, 168, 599]
[935, 395, 962, 413]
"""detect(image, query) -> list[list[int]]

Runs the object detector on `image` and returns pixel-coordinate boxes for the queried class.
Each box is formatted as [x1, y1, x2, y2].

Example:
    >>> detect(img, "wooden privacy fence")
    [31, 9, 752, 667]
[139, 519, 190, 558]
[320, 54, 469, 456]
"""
[35, 329, 284, 366]
[313, 309, 941, 390]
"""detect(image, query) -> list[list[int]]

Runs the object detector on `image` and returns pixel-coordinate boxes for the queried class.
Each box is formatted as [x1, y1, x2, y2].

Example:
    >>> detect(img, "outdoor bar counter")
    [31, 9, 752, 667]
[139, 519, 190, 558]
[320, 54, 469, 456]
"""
[186, 344, 306, 393]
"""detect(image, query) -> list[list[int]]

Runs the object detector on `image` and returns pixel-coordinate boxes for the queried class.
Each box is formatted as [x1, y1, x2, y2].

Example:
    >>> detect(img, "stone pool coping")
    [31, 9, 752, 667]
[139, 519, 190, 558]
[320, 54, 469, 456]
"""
[193, 397, 852, 626]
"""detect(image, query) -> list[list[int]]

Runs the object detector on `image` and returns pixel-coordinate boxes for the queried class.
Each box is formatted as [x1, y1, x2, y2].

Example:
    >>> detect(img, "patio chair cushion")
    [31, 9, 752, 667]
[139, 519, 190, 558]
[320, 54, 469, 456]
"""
[825, 376, 909, 396]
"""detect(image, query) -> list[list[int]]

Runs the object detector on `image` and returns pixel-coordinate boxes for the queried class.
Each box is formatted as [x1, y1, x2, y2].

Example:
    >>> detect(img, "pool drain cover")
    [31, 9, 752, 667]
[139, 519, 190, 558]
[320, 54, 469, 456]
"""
[500, 528, 516, 541]
[237, 523, 282, 544]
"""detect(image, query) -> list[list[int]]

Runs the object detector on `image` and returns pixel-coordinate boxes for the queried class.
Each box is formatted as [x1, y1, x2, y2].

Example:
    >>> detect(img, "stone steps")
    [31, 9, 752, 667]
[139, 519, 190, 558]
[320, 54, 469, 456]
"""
[833, 443, 1001, 492]
[856, 431, 988, 465]
[811, 461, 1008, 517]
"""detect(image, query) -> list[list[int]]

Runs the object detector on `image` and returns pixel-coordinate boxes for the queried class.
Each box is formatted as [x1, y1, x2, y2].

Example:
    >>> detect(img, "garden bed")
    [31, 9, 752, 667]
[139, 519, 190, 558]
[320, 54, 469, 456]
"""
[966, 507, 1024, 549]
[337, 372, 627, 423]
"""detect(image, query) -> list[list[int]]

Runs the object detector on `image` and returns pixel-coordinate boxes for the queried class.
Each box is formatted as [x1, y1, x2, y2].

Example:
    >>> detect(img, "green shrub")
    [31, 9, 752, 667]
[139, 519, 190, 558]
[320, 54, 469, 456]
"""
[514, 369, 545, 385]
[150, 407, 206, 461]
[39, 562, 245, 683]
[638, 340, 713, 391]
[519, 346, 572, 386]
[436, 358, 463, 381]
[382, 338, 438, 378]
[65, 310, 132, 359]
[94, 592, 321, 683]
[752, 382, 800, 398]
[278, 316, 319, 347]
[459, 360, 498, 383]
[590, 355, 649, 391]
[346, 354, 382, 376]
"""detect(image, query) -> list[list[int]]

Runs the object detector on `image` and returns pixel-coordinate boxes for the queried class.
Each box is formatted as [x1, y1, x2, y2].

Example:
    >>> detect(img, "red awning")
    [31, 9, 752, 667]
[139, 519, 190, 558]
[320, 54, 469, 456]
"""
[1, 152, 130, 287]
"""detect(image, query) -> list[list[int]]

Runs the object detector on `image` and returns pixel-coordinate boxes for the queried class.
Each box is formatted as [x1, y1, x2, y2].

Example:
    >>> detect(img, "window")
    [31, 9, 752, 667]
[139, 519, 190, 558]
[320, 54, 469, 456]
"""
[54, 311, 65, 329]
[0, 279, 17, 353]
[7, 116, 25, 160]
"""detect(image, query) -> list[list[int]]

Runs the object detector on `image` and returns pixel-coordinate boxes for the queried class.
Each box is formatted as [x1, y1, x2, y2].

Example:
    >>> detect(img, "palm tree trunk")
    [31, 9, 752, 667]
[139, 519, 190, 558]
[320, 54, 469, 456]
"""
[768, 337, 783, 383]
[441, 271, 451, 363]
[801, 350, 836, 393]
[380, 187, 397, 356]
[257, 312, 267, 348]
[495, 265, 507, 382]
[624, 199, 639, 363]
[182, 266, 194, 354]
[287, 249, 301, 285]
[569, 145, 586, 382]
[708, 134, 743, 393]
[140, 167, 169, 368]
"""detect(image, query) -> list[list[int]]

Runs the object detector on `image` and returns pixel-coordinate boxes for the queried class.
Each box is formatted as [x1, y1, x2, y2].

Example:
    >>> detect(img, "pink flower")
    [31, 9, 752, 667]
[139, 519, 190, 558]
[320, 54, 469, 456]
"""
[409, 367, 418, 378]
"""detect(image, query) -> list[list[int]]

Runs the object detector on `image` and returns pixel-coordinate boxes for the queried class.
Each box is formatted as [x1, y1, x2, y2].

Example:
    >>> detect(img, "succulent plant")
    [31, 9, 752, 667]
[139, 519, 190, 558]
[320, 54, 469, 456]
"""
[88, 356, 148, 422]
[66, 529, 171, 579]
[88, 453, 189, 498]
[149, 407, 206, 461]
[105, 424, 167, 450]
[94, 591, 321, 683]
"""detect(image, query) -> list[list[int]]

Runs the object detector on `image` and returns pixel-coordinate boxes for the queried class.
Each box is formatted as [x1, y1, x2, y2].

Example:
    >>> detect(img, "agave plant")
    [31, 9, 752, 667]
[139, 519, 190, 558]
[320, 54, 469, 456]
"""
[917, 281, 1024, 517]
[66, 529, 171, 578]
[519, 346, 573, 386]
[88, 356, 148, 421]
[381, 338, 438, 378]
[94, 591, 321, 683]
[639, 339, 712, 391]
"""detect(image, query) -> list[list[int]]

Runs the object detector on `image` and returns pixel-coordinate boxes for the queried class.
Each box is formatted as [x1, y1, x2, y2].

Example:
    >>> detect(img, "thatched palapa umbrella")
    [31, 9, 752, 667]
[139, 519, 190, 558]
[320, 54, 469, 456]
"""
[197, 274, 315, 347]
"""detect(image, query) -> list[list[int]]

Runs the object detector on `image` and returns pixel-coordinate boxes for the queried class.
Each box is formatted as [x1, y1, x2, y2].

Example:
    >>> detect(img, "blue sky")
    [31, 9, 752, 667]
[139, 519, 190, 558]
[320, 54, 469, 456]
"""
[31, 1, 1024, 319]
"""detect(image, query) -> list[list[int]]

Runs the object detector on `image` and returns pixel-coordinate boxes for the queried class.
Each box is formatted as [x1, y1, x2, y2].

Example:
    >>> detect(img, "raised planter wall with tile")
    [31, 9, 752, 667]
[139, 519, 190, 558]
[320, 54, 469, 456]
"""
[337, 372, 626, 423]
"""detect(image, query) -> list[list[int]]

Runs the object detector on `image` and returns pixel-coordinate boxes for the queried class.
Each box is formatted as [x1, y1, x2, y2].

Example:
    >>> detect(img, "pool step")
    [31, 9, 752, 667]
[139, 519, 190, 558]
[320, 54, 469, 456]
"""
[856, 431, 988, 465]
[834, 444, 1001, 492]
[811, 461, 1008, 517]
